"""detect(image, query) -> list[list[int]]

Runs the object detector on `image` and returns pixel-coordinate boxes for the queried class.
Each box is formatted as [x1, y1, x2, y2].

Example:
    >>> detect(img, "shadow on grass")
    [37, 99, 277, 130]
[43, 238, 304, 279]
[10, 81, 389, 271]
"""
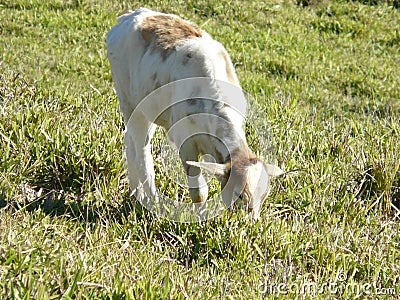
[0, 185, 235, 267]
[0, 175, 326, 269]
[0, 186, 148, 225]
[354, 166, 400, 211]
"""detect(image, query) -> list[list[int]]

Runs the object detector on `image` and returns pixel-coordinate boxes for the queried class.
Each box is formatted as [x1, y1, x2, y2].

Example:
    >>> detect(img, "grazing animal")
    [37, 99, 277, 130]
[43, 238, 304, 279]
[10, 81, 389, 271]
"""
[106, 8, 283, 220]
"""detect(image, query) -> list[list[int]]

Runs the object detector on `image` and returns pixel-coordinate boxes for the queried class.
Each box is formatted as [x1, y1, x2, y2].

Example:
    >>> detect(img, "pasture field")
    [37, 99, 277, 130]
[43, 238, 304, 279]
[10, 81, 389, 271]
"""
[1, 0, 399, 298]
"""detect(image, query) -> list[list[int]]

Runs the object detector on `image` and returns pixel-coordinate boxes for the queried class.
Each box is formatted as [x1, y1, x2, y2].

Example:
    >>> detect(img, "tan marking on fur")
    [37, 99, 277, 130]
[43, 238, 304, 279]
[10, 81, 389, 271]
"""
[226, 145, 260, 201]
[220, 49, 239, 85]
[229, 147, 257, 176]
[141, 15, 203, 59]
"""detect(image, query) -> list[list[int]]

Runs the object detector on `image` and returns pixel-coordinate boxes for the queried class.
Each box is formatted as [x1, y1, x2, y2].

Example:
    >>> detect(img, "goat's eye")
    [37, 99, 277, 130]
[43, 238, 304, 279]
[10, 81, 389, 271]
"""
[234, 191, 249, 201]
[234, 192, 242, 199]
[250, 158, 258, 165]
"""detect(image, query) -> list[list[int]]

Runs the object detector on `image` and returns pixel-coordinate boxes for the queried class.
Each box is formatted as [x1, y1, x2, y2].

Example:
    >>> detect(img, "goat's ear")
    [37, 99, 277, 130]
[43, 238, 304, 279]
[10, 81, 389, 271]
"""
[186, 161, 227, 176]
[265, 164, 284, 177]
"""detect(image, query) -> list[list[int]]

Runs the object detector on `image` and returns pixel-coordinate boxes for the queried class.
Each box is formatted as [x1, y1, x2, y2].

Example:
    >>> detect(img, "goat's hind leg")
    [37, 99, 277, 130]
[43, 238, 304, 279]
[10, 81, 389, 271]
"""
[125, 112, 158, 206]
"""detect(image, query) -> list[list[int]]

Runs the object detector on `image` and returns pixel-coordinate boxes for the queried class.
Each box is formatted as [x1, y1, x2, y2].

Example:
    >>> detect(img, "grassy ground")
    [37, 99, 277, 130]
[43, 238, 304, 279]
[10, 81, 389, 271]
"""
[1, 0, 399, 298]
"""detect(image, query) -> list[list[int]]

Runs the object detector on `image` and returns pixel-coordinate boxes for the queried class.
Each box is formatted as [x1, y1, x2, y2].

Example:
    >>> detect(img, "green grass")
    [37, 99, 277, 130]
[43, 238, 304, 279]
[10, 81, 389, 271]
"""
[1, 0, 399, 298]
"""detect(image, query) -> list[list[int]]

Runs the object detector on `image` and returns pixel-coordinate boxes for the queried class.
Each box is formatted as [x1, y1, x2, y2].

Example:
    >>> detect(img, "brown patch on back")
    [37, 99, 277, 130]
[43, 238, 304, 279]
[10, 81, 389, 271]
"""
[141, 15, 203, 59]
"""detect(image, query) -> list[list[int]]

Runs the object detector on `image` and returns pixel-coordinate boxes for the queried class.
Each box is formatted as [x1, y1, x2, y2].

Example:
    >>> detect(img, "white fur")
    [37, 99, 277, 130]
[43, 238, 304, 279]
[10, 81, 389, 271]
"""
[106, 8, 283, 219]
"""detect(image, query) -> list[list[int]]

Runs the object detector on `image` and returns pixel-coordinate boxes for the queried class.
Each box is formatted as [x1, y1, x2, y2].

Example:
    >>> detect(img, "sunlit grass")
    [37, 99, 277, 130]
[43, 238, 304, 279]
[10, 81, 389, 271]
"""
[1, 0, 399, 298]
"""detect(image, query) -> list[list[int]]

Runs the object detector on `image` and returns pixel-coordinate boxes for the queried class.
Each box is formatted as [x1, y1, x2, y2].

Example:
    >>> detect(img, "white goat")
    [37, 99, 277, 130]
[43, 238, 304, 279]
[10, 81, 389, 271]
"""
[106, 8, 283, 220]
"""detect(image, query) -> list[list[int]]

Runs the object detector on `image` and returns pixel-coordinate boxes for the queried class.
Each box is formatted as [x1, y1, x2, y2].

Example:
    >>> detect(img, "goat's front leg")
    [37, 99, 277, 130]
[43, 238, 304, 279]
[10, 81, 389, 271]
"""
[125, 113, 157, 204]
[179, 143, 208, 203]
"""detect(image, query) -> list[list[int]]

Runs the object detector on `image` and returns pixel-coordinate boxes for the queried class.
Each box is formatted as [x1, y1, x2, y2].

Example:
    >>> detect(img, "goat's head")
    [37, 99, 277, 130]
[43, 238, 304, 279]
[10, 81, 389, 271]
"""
[186, 152, 283, 220]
